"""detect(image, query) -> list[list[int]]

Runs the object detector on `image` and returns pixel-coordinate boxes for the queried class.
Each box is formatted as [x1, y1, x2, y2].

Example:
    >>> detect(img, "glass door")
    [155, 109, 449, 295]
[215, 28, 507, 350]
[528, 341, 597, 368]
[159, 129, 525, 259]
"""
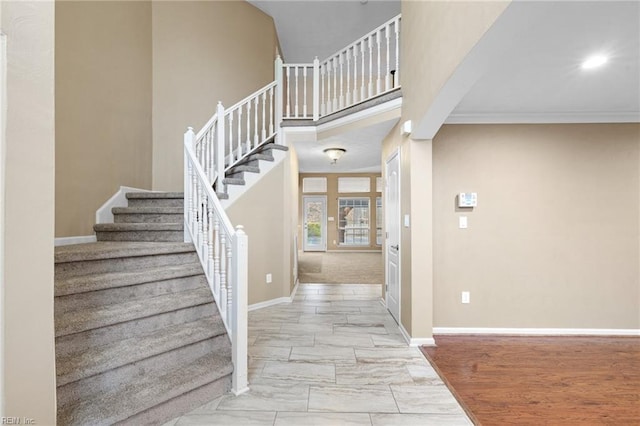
[302, 196, 327, 252]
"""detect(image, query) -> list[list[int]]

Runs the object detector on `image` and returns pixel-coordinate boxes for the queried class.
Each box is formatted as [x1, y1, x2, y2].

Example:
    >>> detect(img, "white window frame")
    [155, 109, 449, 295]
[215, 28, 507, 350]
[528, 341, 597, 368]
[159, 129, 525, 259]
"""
[338, 197, 370, 246]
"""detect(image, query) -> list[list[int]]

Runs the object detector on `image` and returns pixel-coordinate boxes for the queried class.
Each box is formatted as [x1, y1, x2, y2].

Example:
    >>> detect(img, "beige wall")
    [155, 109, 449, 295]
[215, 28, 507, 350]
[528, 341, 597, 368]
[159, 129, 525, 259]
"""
[384, 0, 509, 338]
[226, 159, 294, 305]
[433, 124, 640, 329]
[400, 0, 509, 126]
[2, 1, 57, 422]
[152, 1, 278, 191]
[299, 173, 383, 252]
[55, 1, 153, 237]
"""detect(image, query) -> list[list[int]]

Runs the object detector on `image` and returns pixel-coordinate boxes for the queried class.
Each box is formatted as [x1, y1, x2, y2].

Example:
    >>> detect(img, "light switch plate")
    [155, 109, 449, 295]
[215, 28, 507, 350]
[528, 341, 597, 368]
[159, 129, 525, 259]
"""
[459, 216, 468, 229]
[404, 214, 410, 227]
[328, 217, 334, 222]
[266, 273, 272, 284]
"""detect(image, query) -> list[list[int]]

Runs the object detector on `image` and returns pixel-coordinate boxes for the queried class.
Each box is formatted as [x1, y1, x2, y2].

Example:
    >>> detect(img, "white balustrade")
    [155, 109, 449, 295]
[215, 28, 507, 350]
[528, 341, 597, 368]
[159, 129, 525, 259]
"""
[282, 63, 314, 119]
[184, 128, 248, 395]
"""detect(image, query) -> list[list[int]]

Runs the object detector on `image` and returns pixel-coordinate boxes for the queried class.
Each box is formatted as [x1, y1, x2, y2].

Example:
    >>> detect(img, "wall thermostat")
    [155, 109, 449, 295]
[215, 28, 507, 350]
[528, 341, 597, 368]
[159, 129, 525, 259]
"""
[458, 193, 477, 208]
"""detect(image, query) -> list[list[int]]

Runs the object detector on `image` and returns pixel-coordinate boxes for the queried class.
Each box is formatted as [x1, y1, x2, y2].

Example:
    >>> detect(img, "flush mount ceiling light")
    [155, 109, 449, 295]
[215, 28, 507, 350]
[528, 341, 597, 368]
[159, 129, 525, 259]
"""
[582, 54, 608, 70]
[323, 148, 346, 164]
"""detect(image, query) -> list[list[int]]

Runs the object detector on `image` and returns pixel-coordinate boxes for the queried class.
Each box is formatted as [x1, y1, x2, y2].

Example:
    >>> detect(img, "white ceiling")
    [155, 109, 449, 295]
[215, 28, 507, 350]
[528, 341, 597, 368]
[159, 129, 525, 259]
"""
[448, 1, 640, 123]
[292, 118, 398, 173]
[249, 0, 400, 63]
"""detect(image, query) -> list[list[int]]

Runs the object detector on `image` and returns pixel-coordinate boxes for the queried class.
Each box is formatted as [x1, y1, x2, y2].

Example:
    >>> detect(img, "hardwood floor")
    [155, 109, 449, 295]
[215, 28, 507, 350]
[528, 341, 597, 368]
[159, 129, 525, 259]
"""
[421, 335, 640, 425]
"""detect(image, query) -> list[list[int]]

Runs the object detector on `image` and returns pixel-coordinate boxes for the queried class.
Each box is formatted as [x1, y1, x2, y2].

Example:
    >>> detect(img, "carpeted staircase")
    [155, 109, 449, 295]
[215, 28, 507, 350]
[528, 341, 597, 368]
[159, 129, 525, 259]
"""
[54, 193, 231, 425]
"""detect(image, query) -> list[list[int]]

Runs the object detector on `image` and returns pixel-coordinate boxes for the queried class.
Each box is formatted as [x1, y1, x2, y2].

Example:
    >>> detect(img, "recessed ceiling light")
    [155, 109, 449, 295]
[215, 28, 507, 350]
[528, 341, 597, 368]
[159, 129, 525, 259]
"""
[582, 55, 608, 70]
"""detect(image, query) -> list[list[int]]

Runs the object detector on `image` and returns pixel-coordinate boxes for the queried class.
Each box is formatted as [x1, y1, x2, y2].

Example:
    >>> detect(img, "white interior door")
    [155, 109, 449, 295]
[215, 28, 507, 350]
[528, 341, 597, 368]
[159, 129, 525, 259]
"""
[385, 151, 400, 323]
[303, 196, 327, 251]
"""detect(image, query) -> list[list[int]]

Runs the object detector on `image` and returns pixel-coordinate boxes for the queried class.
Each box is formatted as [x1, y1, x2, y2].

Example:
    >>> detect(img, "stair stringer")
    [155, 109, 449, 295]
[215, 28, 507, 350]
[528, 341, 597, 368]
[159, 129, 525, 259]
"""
[220, 148, 288, 209]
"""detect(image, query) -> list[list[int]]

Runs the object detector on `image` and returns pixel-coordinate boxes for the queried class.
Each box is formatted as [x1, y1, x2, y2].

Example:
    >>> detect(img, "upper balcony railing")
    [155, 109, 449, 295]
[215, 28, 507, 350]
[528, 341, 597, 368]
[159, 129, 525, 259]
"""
[283, 14, 401, 121]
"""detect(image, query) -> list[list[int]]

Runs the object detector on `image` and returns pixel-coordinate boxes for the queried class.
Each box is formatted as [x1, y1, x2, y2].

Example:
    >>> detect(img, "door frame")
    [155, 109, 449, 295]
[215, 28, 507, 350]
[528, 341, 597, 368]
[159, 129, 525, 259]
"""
[302, 195, 327, 252]
[384, 148, 401, 323]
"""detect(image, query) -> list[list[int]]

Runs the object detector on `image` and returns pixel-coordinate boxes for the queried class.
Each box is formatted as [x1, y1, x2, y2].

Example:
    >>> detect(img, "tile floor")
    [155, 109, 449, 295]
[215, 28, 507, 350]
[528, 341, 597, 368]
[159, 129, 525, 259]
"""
[164, 284, 471, 426]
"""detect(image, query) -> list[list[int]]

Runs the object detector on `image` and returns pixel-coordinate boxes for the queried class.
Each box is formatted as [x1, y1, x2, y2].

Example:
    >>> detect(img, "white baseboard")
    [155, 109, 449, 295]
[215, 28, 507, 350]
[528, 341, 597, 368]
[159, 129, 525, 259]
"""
[96, 186, 150, 224]
[433, 327, 640, 337]
[248, 297, 291, 311]
[54, 235, 97, 246]
[248, 281, 300, 312]
[399, 323, 436, 347]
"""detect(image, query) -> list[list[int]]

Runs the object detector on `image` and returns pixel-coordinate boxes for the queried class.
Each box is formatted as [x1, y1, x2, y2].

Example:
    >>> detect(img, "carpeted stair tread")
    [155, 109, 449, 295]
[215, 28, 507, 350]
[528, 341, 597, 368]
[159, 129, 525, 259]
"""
[112, 207, 183, 214]
[222, 177, 245, 186]
[57, 316, 226, 386]
[94, 223, 183, 232]
[227, 164, 260, 174]
[55, 242, 195, 264]
[56, 287, 213, 337]
[126, 192, 184, 200]
[58, 353, 233, 426]
[261, 142, 289, 152]
[55, 263, 203, 297]
[245, 152, 274, 162]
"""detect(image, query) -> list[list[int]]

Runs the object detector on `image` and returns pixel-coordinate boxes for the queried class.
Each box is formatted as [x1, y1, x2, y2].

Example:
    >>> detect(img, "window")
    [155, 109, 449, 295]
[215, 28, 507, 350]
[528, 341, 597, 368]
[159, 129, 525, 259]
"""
[338, 177, 370, 193]
[376, 197, 382, 245]
[338, 198, 370, 245]
[376, 177, 382, 193]
[302, 177, 327, 193]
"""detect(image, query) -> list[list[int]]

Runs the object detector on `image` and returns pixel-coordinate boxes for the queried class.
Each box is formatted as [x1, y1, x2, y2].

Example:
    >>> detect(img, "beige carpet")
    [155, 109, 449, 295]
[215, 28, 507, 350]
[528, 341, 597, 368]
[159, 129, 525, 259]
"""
[297, 251, 383, 284]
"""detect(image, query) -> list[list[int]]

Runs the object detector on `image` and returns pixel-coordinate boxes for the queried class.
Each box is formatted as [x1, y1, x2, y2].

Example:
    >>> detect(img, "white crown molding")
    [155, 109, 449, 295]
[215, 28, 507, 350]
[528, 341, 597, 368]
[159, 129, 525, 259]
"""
[54, 235, 97, 247]
[399, 323, 436, 347]
[445, 111, 640, 124]
[433, 327, 640, 336]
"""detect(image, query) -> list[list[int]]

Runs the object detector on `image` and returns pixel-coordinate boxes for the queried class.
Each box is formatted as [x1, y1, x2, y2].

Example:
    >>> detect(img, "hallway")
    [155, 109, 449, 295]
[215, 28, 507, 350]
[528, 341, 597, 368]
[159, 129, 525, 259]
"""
[165, 284, 471, 425]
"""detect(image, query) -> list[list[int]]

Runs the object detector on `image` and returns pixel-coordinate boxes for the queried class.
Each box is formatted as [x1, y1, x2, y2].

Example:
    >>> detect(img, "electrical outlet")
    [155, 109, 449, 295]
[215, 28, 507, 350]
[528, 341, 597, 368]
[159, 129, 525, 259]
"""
[266, 273, 272, 284]
[461, 291, 470, 304]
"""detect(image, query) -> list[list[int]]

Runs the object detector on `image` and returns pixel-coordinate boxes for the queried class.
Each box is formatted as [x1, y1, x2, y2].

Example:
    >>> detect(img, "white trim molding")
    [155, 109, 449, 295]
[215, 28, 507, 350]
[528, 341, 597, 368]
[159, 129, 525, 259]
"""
[248, 281, 300, 312]
[445, 111, 640, 125]
[54, 235, 97, 247]
[433, 327, 640, 336]
[399, 324, 436, 347]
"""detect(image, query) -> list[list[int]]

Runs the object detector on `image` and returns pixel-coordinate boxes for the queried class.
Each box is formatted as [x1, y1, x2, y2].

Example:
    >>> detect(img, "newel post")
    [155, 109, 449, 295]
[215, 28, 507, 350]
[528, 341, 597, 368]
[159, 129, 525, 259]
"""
[313, 56, 320, 121]
[231, 225, 249, 395]
[274, 55, 284, 146]
[183, 127, 195, 243]
[215, 102, 225, 187]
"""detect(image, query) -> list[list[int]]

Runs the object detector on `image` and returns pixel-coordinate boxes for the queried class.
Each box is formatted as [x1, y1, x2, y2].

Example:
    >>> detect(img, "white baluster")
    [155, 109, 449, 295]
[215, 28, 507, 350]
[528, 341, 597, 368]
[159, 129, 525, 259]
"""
[208, 204, 214, 278]
[303, 66, 308, 117]
[269, 87, 274, 135]
[385, 24, 391, 91]
[376, 30, 382, 95]
[313, 57, 320, 121]
[346, 50, 351, 107]
[326, 62, 332, 114]
[227, 113, 233, 169]
[245, 101, 251, 153]
[332, 57, 338, 111]
[368, 35, 373, 99]
[261, 92, 266, 141]
[216, 102, 225, 185]
[339, 52, 344, 109]
[197, 185, 203, 248]
[226, 242, 233, 325]
[202, 196, 209, 263]
[395, 18, 400, 87]
[191, 168, 197, 232]
[253, 96, 259, 149]
[220, 234, 227, 320]
[237, 107, 242, 159]
[286, 66, 291, 118]
[183, 128, 195, 243]
[294, 66, 299, 118]
[353, 45, 358, 104]
[321, 64, 326, 116]
[214, 218, 221, 297]
[360, 41, 366, 102]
